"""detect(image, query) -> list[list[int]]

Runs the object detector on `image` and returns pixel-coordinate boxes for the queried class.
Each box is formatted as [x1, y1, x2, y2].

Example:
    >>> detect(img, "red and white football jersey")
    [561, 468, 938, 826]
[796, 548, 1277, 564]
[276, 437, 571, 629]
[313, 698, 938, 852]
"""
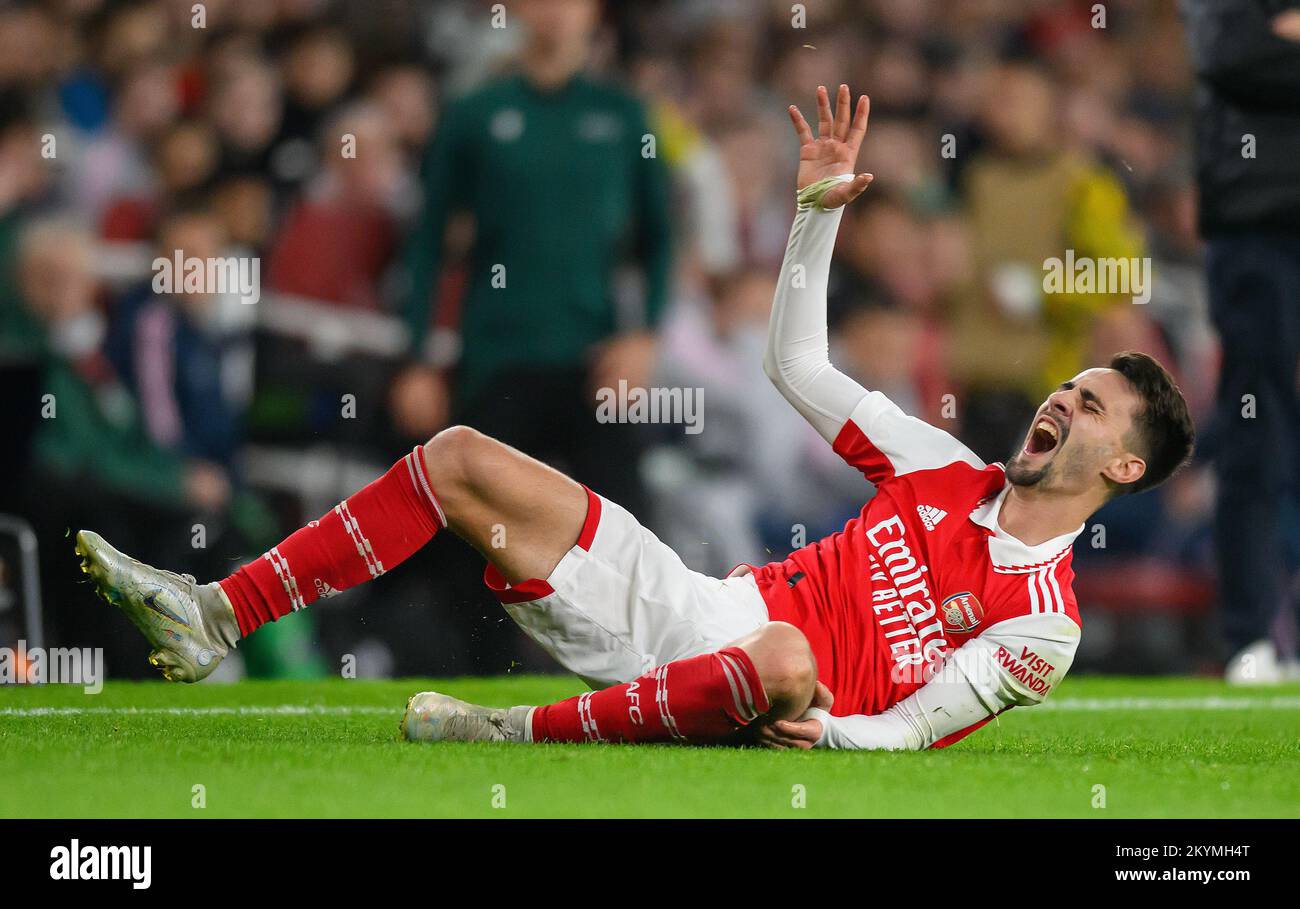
[749, 390, 1083, 744]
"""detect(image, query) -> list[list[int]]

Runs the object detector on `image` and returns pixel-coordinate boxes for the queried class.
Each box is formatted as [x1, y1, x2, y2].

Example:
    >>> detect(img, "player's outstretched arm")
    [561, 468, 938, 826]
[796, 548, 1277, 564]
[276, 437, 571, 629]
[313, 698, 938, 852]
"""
[765, 85, 985, 481]
[763, 84, 874, 443]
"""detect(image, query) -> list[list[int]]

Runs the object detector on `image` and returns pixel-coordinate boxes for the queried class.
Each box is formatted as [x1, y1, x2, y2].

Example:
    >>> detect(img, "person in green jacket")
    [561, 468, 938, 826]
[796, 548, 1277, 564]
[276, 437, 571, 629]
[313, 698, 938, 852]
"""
[396, 0, 672, 518]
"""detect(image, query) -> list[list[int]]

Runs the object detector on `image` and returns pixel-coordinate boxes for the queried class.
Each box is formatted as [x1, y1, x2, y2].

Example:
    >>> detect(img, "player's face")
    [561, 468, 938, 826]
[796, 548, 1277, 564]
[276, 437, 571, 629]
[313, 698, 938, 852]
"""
[1005, 368, 1146, 495]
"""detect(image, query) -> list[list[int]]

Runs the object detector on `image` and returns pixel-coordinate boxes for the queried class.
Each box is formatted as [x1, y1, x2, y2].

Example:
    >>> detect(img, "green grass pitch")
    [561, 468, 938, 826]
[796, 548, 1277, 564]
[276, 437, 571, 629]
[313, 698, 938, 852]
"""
[2, 675, 1297, 818]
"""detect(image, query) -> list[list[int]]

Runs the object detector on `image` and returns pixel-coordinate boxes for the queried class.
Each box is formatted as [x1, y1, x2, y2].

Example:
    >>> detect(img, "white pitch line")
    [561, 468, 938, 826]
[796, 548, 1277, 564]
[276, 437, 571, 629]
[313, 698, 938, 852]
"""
[0, 696, 1298, 718]
[1040, 696, 1300, 711]
[0, 705, 401, 717]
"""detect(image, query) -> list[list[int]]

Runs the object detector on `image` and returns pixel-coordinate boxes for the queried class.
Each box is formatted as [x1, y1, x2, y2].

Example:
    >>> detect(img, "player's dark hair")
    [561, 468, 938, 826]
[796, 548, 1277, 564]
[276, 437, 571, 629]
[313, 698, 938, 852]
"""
[1109, 351, 1194, 496]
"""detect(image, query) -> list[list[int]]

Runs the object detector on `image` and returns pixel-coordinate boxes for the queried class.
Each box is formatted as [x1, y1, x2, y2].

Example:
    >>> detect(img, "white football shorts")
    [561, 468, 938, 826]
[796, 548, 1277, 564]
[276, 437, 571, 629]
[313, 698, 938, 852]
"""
[483, 487, 770, 689]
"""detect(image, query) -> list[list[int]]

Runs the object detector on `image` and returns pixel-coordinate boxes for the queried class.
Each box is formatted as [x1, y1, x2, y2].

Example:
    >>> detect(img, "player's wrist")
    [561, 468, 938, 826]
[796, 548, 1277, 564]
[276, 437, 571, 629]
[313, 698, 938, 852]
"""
[802, 706, 834, 747]
[796, 173, 855, 211]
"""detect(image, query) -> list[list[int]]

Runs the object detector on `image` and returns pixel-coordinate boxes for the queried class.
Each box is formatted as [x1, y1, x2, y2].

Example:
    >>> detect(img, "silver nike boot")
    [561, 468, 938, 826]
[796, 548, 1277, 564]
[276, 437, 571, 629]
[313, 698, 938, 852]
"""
[75, 529, 241, 682]
[401, 691, 532, 743]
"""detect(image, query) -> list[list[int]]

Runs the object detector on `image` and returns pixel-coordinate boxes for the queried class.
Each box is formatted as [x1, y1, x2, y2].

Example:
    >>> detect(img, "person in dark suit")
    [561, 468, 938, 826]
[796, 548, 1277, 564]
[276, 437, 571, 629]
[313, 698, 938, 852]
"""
[1184, 0, 1300, 682]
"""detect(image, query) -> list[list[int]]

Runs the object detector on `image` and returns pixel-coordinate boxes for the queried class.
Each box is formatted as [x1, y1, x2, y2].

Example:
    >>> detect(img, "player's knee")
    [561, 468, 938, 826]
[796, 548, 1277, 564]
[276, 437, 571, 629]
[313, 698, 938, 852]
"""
[744, 621, 817, 716]
[422, 425, 488, 497]
[423, 424, 516, 508]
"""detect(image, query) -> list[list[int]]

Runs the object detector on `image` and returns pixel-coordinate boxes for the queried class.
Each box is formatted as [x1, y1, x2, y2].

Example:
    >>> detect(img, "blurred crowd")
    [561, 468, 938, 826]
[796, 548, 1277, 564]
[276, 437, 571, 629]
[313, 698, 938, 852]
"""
[0, 0, 1236, 678]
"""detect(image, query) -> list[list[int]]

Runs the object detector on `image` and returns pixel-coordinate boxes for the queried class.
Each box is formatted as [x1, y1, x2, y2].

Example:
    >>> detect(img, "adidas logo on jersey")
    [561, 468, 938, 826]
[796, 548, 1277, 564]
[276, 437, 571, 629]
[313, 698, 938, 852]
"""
[916, 505, 948, 531]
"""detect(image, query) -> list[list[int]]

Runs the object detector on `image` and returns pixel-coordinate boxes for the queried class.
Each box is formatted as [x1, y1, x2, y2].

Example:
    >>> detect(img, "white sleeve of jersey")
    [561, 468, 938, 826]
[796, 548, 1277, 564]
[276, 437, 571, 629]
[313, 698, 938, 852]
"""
[810, 613, 1080, 751]
[763, 178, 983, 479]
[762, 175, 870, 444]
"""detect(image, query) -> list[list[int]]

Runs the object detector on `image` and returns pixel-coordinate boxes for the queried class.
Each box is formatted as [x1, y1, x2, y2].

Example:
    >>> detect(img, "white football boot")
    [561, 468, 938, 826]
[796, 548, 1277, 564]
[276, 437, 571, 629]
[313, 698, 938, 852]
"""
[75, 529, 241, 682]
[1224, 638, 1284, 686]
[401, 691, 532, 743]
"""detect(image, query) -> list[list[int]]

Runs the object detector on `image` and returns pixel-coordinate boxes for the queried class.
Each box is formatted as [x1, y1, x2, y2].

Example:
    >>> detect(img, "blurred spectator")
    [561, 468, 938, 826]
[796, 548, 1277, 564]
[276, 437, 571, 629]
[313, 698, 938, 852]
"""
[107, 204, 249, 470]
[64, 60, 180, 227]
[0, 90, 51, 364]
[100, 117, 220, 241]
[0, 88, 52, 514]
[956, 57, 1145, 460]
[267, 101, 411, 308]
[828, 190, 958, 425]
[653, 271, 861, 576]
[627, 51, 740, 281]
[206, 53, 286, 189]
[0, 5, 62, 96]
[273, 23, 358, 190]
[366, 64, 438, 165]
[211, 174, 275, 252]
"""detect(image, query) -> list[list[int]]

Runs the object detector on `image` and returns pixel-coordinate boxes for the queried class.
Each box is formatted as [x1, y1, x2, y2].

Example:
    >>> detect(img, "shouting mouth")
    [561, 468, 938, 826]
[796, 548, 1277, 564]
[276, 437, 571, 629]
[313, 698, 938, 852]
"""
[1024, 414, 1063, 457]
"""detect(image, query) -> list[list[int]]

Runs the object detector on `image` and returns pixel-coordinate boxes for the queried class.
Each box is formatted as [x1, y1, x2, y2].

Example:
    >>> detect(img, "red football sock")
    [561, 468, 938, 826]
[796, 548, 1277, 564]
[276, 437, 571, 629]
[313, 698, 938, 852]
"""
[529, 647, 771, 744]
[220, 446, 446, 636]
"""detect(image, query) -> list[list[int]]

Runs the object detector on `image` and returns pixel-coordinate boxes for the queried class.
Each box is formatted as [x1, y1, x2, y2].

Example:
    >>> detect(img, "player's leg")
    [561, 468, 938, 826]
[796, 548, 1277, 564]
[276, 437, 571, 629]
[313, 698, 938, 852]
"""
[222, 424, 592, 624]
[1208, 237, 1300, 680]
[77, 424, 588, 681]
[418, 425, 587, 585]
[403, 470, 824, 745]
[527, 620, 819, 743]
[403, 620, 820, 745]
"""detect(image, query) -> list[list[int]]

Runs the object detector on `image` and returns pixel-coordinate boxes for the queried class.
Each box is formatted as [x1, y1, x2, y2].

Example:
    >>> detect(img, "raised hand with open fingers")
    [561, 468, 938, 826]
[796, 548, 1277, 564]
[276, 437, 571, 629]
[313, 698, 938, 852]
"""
[786, 83, 873, 209]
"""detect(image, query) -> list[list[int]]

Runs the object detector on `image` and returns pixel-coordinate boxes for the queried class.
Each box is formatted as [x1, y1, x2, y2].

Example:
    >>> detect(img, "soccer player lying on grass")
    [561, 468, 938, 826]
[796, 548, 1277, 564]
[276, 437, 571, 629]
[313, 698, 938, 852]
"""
[77, 85, 1194, 751]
